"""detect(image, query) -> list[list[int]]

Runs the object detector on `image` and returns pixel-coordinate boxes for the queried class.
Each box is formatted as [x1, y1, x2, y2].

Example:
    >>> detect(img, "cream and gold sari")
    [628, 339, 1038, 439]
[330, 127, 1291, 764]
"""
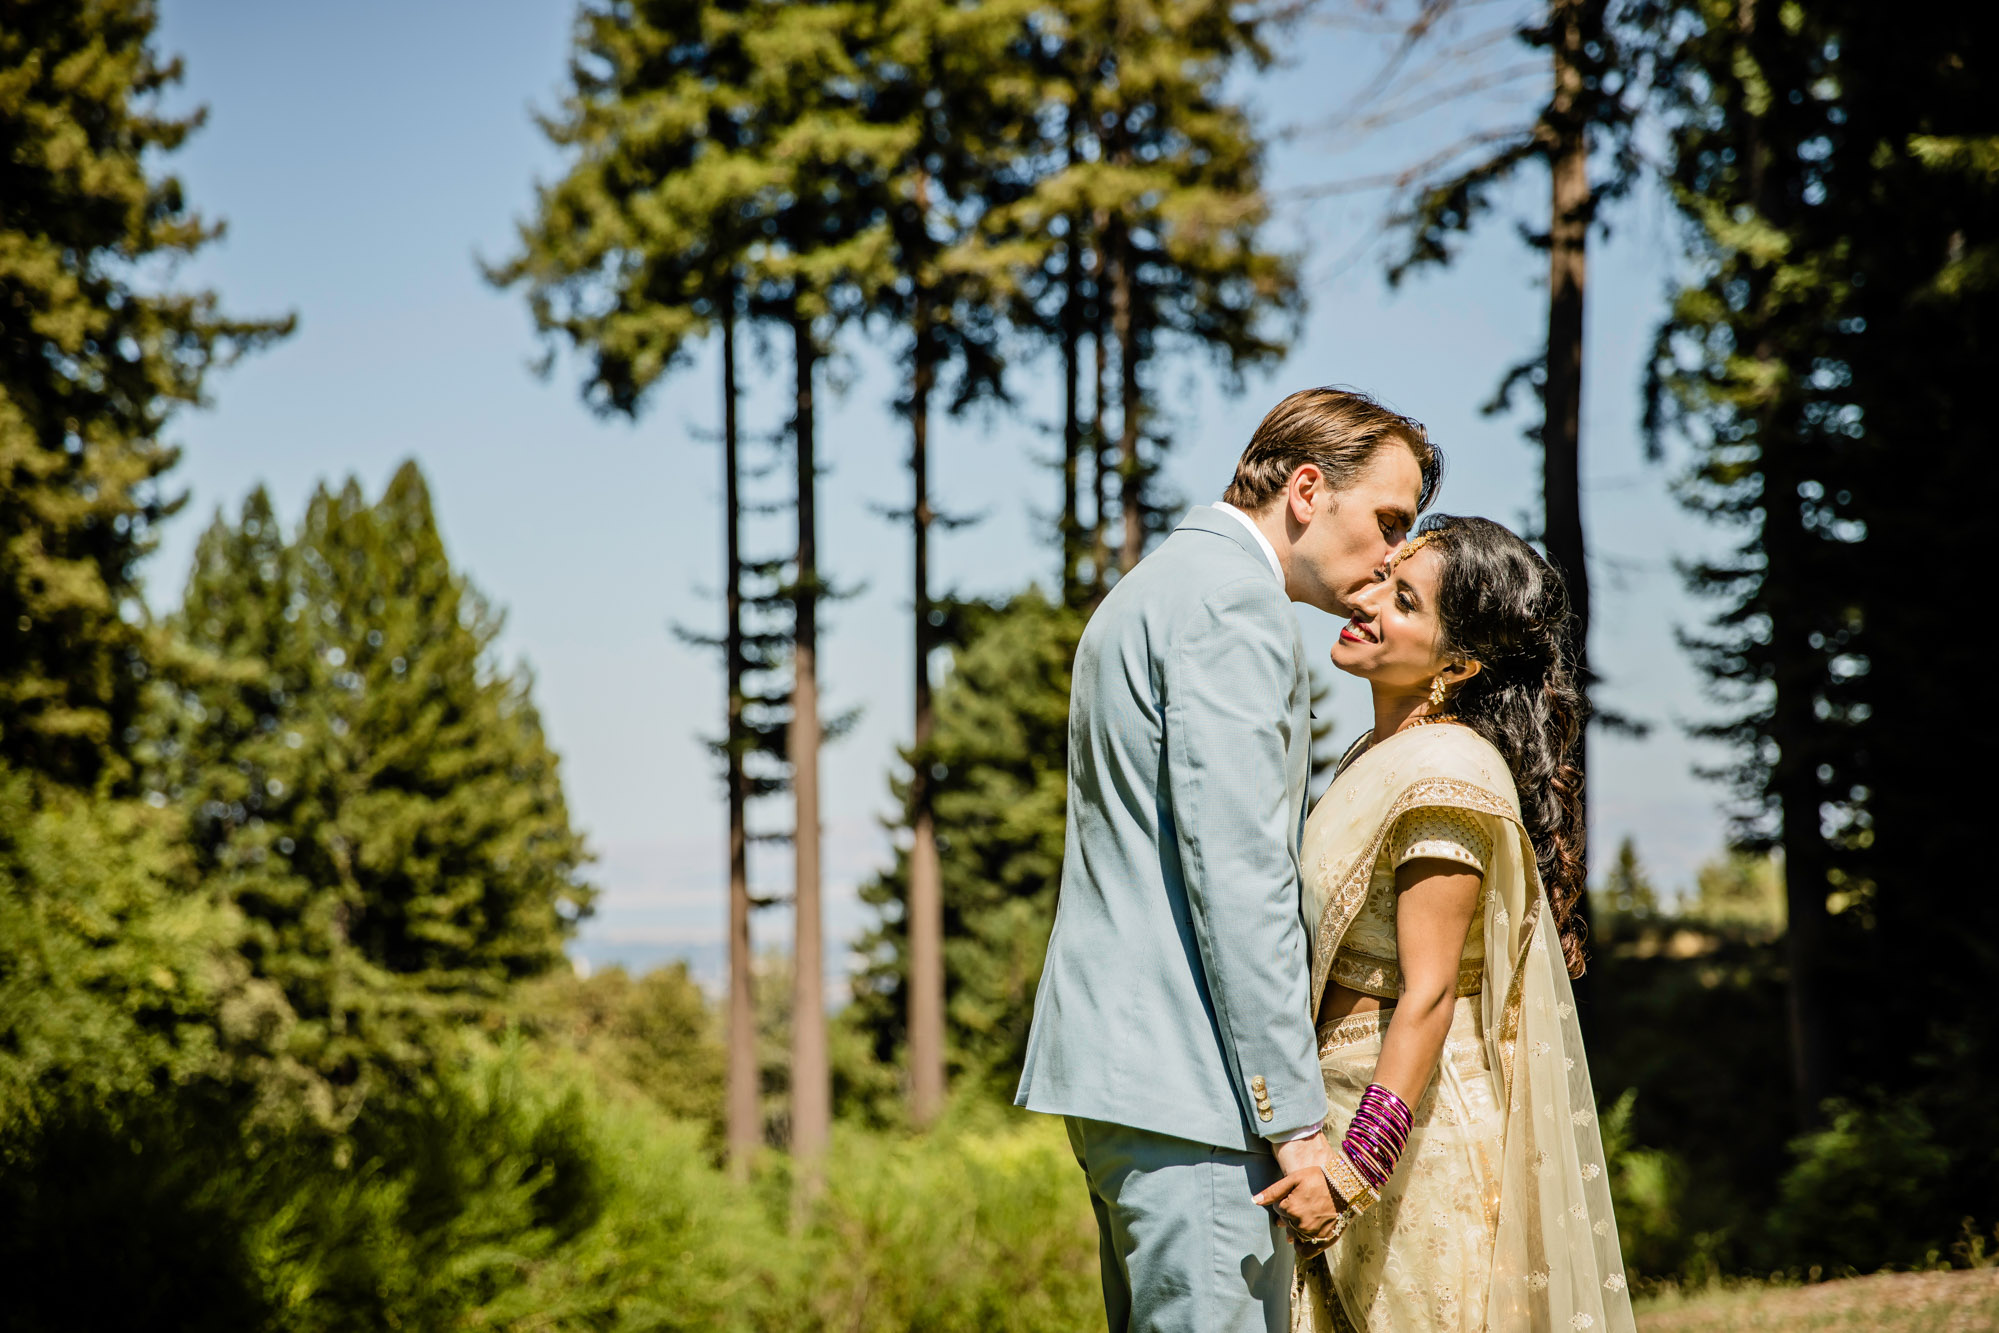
[1291, 723, 1635, 1333]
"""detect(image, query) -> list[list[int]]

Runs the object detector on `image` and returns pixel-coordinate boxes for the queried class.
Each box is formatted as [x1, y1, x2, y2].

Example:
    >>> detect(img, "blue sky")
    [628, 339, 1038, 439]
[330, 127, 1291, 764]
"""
[150, 0, 1728, 988]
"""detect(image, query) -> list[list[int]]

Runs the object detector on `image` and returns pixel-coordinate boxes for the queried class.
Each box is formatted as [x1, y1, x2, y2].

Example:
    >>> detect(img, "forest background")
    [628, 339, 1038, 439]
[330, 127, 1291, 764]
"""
[2, 0, 1992, 1330]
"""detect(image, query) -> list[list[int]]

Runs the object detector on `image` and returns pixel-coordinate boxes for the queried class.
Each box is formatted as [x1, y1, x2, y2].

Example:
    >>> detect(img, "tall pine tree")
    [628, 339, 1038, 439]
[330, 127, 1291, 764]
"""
[497, 0, 892, 1173]
[994, 0, 1299, 584]
[1647, 2, 1997, 1234]
[0, 0, 289, 790]
[736, 0, 900, 1173]
[857, 0, 1025, 1126]
[490, 0, 796, 1173]
[152, 465, 591, 1110]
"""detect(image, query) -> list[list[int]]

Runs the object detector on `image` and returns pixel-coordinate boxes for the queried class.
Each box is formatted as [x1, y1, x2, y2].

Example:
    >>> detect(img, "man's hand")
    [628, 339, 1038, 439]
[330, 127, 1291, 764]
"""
[1257, 1131, 1344, 1247]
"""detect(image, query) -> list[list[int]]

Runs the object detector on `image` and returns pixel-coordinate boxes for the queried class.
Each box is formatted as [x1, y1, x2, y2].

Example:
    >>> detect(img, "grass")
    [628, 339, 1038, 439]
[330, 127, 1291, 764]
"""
[1636, 1267, 1999, 1333]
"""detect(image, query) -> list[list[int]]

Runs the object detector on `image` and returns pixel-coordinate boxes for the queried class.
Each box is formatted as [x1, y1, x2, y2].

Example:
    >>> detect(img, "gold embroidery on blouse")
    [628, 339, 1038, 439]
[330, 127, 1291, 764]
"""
[1330, 946, 1484, 998]
[1393, 806, 1494, 872]
[1309, 776, 1519, 1010]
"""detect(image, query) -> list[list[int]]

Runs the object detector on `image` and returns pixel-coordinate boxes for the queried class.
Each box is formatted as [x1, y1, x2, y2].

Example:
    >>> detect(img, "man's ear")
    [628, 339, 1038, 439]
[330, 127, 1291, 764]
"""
[1288, 463, 1325, 526]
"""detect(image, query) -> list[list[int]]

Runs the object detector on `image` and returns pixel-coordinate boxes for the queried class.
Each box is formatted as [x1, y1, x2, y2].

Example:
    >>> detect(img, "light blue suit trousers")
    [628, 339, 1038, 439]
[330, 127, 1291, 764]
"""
[1018, 507, 1325, 1331]
[1065, 1116, 1292, 1333]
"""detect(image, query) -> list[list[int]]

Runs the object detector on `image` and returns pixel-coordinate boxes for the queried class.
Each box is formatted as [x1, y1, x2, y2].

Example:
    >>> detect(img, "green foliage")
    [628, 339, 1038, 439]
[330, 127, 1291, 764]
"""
[1009, 0, 1300, 370]
[1591, 895, 1794, 1277]
[850, 590, 1081, 1100]
[1769, 1099, 1954, 1275]
[141, 464, 592, 1119]
[0, 0, 289, 789]
[790, 1114, 1101, 1331]
[0, 765, 284, 1135]
[511, 962, 727, 1142]
[998, 0, 1300, 551]
[1598, 1088, 1688, 1282]
[493, 0, 895, 390]
[1690, 849, 1785, 933]
[1593, 836, 1661, 941]
[0, 1039, 773, 1333]
[3, 1012, 1102, 1333]
[1588, 837, 1988, 1281]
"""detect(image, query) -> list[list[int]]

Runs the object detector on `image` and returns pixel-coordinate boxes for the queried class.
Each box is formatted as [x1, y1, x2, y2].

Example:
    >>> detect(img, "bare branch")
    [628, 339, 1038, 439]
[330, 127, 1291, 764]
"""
[1282, 127, 1533, 202]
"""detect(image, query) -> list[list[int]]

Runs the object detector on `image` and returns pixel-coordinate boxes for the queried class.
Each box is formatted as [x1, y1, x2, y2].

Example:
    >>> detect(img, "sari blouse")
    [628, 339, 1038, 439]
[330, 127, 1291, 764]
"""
[1328, 805, 1499, 1001]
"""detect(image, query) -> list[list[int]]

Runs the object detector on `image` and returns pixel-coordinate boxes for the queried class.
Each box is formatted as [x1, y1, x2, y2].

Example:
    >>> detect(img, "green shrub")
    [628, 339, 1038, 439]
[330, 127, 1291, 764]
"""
[0, 768, 258, 1130]
[1769, 1098, 1953, 1273]
[1600, 1089, 1688, 1281]
[509, 963, 727, 1143]
[792, 1112, 1102, 1333]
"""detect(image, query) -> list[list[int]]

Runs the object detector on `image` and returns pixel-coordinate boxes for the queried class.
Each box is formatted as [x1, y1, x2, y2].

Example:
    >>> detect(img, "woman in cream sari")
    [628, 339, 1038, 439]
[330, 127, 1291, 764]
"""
[1257, 515, 1633, 1333]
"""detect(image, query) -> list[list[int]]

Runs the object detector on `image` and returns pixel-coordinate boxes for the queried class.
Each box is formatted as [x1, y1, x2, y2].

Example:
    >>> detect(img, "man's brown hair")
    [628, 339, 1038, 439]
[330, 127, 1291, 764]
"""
[1222, 386, 1440, 512]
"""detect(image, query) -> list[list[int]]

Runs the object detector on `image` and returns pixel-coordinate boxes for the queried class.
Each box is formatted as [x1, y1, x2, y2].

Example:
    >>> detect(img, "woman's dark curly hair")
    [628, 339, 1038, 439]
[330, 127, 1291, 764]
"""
[1421, 514, 1590, 978]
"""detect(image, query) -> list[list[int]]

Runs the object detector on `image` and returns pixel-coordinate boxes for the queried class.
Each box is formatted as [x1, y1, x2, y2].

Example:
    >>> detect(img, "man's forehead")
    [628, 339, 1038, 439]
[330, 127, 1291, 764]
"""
[1354, 445, 1424, 509]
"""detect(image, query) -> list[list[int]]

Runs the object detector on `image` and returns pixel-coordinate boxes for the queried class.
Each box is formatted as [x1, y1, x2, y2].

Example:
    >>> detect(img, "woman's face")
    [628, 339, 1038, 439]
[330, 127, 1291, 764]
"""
[1330, 544, 1452, 691]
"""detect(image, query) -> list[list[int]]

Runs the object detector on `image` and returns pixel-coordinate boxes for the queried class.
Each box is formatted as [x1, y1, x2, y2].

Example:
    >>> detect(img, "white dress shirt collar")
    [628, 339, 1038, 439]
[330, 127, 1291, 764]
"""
[1212, 500, 1285, 586]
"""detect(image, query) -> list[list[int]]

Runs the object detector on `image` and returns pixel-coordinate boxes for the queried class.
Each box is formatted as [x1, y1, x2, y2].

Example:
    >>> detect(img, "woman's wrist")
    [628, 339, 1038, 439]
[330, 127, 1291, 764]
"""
[1340, 1083, 1415, 1190]
[1319, 1153, 1374, 1210]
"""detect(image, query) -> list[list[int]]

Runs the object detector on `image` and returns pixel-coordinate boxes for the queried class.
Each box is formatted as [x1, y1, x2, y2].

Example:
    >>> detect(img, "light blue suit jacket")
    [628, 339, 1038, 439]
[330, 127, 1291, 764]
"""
[1016, 506, 1326, 1151]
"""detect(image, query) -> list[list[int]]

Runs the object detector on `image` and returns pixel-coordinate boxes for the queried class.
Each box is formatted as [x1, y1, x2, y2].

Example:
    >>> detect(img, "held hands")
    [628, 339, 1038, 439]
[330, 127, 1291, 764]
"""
[1255, 1131, 1348, 1251]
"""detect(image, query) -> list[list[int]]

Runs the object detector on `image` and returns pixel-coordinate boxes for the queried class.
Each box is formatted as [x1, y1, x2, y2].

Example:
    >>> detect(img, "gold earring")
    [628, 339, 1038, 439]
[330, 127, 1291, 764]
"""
[1429, 673, 1450, 708]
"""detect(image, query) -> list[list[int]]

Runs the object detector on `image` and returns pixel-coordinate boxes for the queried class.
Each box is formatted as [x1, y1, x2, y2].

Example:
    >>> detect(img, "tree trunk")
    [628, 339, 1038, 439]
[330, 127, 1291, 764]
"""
[1060, 227, 1084, 607]
[1090, 218, 1112, 599]
[1543, 0, 1598, 988]
[1113, 222, 1144, 573]
[1766, 447, 1833, 1129]
[1544, 0, 1591, 665]
[788, 316, 829, 1178]
[1058, 99, 1092, 606]
[722, 297, 758, 1179]
[907, 291, 946, 1129]
[1735, 0, 1829, 1128]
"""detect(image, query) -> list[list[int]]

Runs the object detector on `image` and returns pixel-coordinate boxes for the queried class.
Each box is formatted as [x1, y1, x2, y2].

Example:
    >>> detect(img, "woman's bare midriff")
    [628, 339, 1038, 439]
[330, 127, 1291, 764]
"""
[1318, 981, 1395, 1028]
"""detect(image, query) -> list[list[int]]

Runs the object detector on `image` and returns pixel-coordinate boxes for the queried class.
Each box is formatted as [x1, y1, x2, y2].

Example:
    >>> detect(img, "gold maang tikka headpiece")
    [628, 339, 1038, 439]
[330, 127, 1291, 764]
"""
[1387, 530, 1438, 570]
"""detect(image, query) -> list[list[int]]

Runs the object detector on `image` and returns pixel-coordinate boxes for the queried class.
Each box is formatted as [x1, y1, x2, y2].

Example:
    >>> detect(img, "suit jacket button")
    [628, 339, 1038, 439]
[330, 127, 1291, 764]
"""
[1250, 1076, 1267, 1092]
[1258, 1107, 1275, 1121]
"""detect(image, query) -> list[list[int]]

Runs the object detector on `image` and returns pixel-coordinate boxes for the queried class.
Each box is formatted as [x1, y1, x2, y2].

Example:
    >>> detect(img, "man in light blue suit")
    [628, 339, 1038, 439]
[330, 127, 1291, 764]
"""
[1017, 388, 1439, 1332]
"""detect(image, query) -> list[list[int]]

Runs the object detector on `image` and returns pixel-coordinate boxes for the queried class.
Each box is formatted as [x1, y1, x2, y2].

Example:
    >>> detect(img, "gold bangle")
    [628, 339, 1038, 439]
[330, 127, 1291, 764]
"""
[1321, 1154, 1373, 1210]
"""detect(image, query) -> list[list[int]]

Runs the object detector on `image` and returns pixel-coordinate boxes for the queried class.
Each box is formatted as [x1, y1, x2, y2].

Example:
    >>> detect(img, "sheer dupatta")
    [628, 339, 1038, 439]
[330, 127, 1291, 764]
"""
[1301, 725, 1635, 1333]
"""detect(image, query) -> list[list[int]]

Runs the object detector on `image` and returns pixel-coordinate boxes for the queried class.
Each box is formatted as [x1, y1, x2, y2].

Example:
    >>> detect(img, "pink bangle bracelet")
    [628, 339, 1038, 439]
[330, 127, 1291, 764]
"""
[1341, 1084, 1414, 1189]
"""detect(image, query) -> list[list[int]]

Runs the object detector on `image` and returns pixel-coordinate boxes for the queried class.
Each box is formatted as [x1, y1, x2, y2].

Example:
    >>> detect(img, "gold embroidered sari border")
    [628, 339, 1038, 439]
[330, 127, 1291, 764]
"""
[1317, 1007, 1393, 1053]
[1495, 885, 1544, 1096]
